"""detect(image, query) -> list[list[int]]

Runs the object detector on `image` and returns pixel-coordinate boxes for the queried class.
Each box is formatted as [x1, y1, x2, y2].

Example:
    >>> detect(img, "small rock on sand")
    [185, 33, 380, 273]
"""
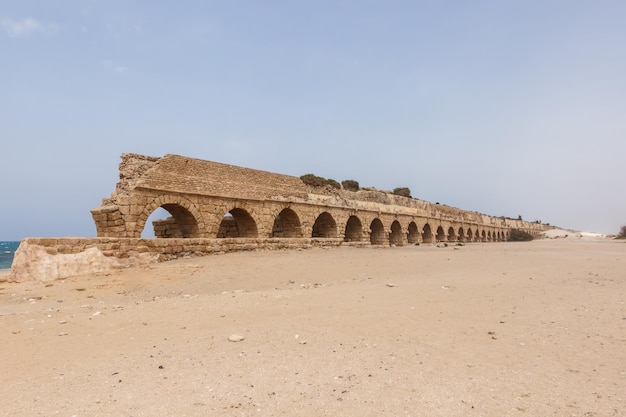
[228, 334, 245, 342]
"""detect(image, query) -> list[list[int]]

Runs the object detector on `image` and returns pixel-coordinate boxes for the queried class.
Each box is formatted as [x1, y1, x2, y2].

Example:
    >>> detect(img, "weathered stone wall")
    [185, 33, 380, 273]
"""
[8, 152, 551, 282]
[92, 153, 548, 241]
[8, 237, 342, 282]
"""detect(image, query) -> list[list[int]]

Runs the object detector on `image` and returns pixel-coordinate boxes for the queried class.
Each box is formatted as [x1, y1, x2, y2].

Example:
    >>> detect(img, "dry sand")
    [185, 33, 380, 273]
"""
[1, 238, 624, 416]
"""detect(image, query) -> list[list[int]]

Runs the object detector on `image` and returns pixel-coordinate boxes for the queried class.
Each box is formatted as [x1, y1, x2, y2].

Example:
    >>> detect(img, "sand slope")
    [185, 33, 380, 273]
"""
[1, 240, 624, 416]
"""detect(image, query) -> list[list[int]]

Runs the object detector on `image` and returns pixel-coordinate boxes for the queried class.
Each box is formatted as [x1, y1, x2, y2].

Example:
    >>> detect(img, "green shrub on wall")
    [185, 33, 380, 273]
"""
[300, 174, 327, 187]
[341, 179, 360, 191]
[393, 187, 411, 198]
[508, 229, 533, 241]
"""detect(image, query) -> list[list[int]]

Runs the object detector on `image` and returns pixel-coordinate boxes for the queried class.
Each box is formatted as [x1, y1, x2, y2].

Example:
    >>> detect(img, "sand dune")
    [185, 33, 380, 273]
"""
[1, 239, 624, 416]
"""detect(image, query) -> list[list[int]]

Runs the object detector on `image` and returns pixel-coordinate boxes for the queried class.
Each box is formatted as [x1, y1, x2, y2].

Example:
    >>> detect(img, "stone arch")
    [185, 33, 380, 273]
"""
[370, 218, 386, 245]
[436, 226, 446, 242]
[312, 212, 338, 238]
[344, 215, 363, 242]
[487, 231, 492, 241]
[422, 223, 434, 243]
[481, 230, 487, 242]
[272, 208, 303, 238]
[447, 226, 456, 242]
[466, 228, 473, 242]
[458, 227, 466, 242]
[137, 194, 204, 238]
[407, 222, 420, 244]
[389, 220, 404, 246]
[217, 208, 258, 238]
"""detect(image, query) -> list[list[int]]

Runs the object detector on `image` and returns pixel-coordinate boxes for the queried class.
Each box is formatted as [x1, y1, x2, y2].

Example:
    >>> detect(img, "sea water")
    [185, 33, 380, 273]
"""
[0, 241, 19, 270]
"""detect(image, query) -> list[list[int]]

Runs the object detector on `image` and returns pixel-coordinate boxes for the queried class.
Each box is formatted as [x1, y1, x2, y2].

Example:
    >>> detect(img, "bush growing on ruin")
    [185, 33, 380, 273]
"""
[326, 179, 341, 189]
[393, 187, 412, 198]
[508, 229, 533, 242]
[300, 174, 327, 187]
[617, 225, 626, 239]
[342, 179, 360, 191]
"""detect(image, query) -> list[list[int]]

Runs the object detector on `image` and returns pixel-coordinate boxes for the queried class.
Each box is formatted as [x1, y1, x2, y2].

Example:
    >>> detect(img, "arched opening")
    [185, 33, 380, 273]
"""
[370, 218, 386, 245]
[218, 208, 258, 238]
[447, 227, 456, 242]
[312, 212, 337, 238]
[458, 227, 466, 242]
[487, 231, 492, 241]
[272, 208, 303, 238]
[407, 222, 420, 244]
[422, 224, 434, 243]
[481, 230, 487, 242]
[389, 220, 403, 246]
[467, 228, 473, 242]
[344, 215, 362, 242]
[436, 226, 446, 242]
[143, 204, 201, 238]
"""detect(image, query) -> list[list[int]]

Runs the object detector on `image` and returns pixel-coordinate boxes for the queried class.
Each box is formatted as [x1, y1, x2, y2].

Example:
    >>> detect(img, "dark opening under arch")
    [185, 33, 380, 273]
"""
[436, 226, 446, 242]
[147, 203, 201, 238]
[408, 222, 420, 244]
[218, 208, 258, 238]
[389, 220, 404, 246]
[370, 218, 386, 245]
[272, 208, 303, 238]
[344, 215, 362, 242]
[312, 212, 337, 238]
[422, 224, 433, 243]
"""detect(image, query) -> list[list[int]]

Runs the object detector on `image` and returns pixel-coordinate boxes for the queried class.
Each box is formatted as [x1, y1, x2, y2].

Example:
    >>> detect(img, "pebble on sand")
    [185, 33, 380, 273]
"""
[228, 334, 245, 342]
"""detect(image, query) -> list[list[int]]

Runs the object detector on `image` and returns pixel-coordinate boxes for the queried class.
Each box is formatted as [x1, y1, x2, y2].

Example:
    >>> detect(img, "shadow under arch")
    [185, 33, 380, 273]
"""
[344, 215, 362, 242]
[312, 212, 337, 238]
[141, 203, 202, 238]
[422, 224, 433, 243]
[370, 218, 386, 245]
[436, 226, 446, 242]
[447, 227, 457, 242]
[389, 220, 404, 246]
[458, 227, 466, 242]
[272, 208, 303, 238]
[408, 222, 420, 244]
[218, 208, 258, 238]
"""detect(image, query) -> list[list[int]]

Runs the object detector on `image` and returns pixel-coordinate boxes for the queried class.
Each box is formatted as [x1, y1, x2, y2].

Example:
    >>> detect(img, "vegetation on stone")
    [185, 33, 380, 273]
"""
[508, 229, 534, 241]
[326, 179, 341, 189]
[392, 187, 411, 198]
[300, 174, 328, 187]
[341, 179, 360, 191]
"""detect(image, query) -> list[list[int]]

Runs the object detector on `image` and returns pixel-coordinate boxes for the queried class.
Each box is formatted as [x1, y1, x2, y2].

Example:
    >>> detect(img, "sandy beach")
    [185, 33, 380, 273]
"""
[1, 238, 624, 416]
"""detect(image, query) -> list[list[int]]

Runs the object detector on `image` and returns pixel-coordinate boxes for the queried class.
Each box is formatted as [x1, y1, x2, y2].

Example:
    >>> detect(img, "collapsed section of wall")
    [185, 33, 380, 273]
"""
[7, 237, 342, 282]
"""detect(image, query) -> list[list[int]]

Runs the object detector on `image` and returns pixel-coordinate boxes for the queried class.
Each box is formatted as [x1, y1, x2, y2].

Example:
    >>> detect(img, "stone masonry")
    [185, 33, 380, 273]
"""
[8, 153, 549, 282]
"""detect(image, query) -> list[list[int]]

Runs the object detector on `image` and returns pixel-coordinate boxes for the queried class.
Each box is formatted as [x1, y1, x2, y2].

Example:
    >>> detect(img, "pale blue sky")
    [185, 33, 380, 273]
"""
[2, 0, 625, 240]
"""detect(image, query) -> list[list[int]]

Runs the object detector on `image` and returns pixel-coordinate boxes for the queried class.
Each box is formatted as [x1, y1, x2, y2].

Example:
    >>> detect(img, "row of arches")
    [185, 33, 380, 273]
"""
[146, 204, 509, 244]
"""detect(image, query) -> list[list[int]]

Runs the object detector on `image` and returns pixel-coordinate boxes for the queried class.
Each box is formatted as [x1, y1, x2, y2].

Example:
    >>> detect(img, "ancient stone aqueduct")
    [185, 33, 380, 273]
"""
[92, 153, 545, 245]
[9, 153, 549, 282]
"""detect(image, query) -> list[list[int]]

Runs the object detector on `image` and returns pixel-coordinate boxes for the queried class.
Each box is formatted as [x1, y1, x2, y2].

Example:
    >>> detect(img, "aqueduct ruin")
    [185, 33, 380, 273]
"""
[91, 153, 545, 245]
[9, 153, 549, 282]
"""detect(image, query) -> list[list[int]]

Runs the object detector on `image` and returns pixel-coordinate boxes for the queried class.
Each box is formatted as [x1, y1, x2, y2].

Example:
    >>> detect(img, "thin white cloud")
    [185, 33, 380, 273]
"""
[102, 59, 128, 74]
[1, 17, 56, 37]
